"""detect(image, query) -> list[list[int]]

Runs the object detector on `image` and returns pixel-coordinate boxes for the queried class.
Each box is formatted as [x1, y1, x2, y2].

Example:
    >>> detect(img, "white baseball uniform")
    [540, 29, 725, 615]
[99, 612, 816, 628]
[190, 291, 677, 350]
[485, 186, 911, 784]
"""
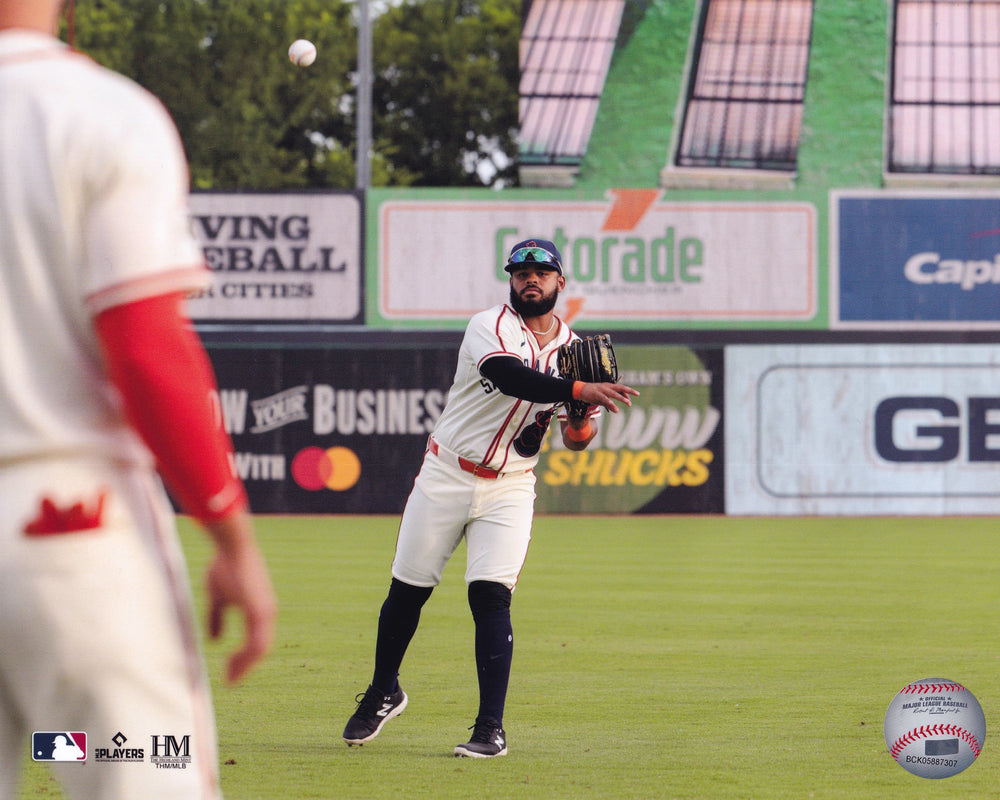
[391, 303, 580, 589]
[0, 31, 219, 799]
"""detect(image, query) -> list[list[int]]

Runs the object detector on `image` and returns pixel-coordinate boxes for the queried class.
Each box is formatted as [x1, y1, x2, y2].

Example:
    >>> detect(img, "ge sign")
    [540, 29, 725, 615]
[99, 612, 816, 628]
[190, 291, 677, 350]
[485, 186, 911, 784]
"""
[874, 396, 1000, 463]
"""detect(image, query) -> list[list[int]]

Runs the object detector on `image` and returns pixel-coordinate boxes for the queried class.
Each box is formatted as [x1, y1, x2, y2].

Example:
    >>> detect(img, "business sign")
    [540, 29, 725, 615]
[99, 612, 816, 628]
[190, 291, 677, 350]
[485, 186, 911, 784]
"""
[374, 189, 817, 328]
[187, 191, 362, 323]
[833, 191, 1000, 328]
[205, 345, 452, 513]
[726, 344, 1000, 514]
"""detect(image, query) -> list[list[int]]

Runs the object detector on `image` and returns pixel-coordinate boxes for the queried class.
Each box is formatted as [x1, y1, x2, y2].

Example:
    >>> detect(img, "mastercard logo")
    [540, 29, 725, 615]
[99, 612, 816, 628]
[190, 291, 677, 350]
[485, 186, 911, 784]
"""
[291, 446, 362, 491]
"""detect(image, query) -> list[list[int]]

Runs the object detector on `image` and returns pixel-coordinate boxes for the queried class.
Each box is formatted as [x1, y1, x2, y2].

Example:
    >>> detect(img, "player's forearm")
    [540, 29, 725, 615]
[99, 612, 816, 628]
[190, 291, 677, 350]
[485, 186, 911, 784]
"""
[479, 355, 575, 403]
[94, 291, 248, 523]
[203, 508, 259, 554]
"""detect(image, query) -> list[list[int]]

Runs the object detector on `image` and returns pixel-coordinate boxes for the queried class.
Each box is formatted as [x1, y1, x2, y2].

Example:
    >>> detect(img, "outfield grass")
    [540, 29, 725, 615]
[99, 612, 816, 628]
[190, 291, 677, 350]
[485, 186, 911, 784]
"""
[21, 514, 1000, 798]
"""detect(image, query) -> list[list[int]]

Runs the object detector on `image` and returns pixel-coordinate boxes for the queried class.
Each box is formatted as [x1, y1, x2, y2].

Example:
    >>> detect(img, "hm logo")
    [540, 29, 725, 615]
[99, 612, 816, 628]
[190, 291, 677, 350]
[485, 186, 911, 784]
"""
[151, 734, 189, 757]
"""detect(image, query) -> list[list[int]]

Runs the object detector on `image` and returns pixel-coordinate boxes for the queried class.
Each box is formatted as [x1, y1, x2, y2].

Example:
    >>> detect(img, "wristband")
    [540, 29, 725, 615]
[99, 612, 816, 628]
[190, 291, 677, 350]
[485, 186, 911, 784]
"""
[565, 421, 593, 442]
[572, 380, 585, 400]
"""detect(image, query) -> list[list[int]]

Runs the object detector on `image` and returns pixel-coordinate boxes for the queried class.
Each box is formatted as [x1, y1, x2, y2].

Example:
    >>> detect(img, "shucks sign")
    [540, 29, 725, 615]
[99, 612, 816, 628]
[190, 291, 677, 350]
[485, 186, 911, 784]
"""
[32, 732, 86, 762]
[378, 189, 816, 325]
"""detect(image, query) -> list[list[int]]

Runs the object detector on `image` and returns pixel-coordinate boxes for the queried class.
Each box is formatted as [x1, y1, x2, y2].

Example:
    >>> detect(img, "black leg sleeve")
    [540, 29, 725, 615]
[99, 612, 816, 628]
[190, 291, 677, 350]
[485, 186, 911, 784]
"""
[468, 580, 514, 726]
[372, 578, 433, 693]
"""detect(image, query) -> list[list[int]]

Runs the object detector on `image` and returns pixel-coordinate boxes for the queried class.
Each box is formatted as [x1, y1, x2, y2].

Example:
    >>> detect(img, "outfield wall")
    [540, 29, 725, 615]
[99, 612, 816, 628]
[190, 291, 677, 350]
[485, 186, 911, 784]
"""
[202, 337, 1000, 516]
[190, 188, 1000, 516]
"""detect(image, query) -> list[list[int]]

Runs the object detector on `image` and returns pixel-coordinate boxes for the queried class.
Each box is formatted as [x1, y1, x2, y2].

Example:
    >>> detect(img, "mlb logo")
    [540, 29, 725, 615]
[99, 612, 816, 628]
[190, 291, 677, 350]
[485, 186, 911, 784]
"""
[32, 732, 87, 762]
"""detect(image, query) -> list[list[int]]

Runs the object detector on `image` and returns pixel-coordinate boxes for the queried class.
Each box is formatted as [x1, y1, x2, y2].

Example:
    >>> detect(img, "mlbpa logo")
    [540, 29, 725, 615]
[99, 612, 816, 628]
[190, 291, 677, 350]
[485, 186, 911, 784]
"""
[32, 732, 87, 762]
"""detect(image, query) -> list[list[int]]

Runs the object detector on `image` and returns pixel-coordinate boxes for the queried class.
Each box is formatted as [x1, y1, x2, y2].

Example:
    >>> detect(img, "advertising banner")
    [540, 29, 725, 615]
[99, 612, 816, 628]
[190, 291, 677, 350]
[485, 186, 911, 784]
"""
[187, 191, 362, 323]
[204, 343, 723, 514]
[833, 191, 1000, 329]
[208, 345, 453, 514]
[726, 344, 1000, 514]
[373, 189, 817, 328]
[534, 345, 724, 514]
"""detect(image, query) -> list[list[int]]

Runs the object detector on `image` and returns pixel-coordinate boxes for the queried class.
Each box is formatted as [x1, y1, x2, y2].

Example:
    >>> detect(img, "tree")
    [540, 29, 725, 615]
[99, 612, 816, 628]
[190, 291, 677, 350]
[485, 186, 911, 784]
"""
[66, 0, 519, 188]
[372, 0, 520, 186]
[68, 0, 359, 188]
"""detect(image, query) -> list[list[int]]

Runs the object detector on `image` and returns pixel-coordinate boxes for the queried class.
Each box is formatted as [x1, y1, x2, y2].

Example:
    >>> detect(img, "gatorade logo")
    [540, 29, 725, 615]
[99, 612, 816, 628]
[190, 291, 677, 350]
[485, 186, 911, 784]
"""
[291, 446, 362, 491]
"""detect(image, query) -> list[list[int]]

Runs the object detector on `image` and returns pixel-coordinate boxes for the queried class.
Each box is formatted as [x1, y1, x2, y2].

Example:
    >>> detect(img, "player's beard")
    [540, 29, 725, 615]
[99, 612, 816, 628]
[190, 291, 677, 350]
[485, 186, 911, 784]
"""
[509, 285, 558, 319]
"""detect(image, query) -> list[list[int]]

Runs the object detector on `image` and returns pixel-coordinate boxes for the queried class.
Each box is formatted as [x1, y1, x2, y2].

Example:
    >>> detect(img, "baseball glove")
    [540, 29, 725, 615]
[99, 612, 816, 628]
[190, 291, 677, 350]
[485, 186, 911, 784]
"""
[557, 334, 619, 420]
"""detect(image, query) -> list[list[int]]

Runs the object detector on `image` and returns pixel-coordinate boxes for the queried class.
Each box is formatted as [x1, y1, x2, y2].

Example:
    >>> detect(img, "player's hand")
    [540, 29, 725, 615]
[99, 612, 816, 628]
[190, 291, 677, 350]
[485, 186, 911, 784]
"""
[204, 512, 278, 684]
[577, 382, 639, 413]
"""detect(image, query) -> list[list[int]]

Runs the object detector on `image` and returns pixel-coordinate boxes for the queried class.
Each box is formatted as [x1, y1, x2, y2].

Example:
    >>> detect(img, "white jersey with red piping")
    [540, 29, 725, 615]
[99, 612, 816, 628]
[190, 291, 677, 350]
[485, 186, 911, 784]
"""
[0, 31, 207, 465]
[430, 303, 580, 474]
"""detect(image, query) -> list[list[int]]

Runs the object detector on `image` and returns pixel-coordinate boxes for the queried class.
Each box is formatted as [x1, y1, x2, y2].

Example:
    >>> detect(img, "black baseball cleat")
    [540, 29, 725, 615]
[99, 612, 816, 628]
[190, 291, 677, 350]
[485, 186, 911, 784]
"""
[454, 719, 508, 758]
[343, 684, 408, 745]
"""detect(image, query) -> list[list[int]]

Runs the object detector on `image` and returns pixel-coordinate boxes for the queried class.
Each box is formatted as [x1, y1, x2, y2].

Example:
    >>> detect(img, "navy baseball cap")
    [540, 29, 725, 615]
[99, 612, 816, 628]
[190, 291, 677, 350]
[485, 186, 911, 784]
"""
[504, 239, 563, 275]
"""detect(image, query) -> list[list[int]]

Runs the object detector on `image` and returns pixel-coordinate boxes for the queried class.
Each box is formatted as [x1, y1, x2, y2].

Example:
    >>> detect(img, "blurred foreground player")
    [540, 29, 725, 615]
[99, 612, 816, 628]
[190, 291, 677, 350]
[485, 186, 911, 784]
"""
[0, 2, 277, 798]
[342, 239, 637, 757]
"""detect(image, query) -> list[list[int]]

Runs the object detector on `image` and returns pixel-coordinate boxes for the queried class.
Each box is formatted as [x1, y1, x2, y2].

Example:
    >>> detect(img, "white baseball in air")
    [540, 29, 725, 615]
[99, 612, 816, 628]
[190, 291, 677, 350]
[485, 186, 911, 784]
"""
[288, 39, 317, 67]
[884, 678, 986, 779]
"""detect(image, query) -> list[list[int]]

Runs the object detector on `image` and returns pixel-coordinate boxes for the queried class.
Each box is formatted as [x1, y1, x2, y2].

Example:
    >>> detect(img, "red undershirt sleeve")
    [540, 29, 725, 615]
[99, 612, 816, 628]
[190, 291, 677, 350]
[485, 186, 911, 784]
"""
[93, 291, 247, 522]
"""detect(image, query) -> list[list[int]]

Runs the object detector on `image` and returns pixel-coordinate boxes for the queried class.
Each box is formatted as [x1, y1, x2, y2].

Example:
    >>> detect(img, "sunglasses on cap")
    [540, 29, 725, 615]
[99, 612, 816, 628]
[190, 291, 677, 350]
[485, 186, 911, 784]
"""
[507, 246, 562, 270]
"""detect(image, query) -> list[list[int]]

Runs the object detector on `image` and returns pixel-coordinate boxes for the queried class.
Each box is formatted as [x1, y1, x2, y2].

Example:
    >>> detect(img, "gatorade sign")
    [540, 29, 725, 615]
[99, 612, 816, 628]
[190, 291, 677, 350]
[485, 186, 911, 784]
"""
[375, 189, 816, 327]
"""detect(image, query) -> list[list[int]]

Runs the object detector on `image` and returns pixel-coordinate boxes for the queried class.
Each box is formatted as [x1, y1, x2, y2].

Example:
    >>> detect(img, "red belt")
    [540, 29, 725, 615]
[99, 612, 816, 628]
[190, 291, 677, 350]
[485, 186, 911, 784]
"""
[427, 437, 503, 479]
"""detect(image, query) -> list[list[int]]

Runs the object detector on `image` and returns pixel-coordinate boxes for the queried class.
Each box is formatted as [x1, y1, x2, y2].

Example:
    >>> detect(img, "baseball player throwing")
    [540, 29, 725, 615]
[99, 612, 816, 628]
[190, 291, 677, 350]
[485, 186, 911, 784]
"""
[0, 3, 276, 798]
[342, 238, 638, 757]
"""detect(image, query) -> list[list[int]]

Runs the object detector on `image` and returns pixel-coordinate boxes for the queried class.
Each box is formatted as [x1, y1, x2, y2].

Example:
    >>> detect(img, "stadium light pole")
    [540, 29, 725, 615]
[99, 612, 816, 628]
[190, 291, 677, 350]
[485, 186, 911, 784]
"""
[356, 0, 372, 189]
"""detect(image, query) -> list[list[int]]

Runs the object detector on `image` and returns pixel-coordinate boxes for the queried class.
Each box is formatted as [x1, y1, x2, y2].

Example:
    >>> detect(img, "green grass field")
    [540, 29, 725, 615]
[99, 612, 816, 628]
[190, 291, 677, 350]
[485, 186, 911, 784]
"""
[21, 514, 1000, 799]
